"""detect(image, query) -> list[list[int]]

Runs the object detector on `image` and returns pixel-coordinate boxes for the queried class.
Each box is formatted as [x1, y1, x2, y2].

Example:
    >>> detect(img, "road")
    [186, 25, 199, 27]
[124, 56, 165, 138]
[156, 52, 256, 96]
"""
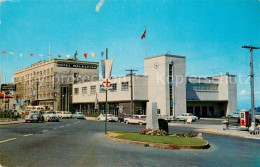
[0, 119, 260, 167]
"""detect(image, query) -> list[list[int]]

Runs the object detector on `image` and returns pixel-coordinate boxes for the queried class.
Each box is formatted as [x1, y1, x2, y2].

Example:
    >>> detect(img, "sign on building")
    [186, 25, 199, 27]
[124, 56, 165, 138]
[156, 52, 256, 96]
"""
[1, 84, 16, 91]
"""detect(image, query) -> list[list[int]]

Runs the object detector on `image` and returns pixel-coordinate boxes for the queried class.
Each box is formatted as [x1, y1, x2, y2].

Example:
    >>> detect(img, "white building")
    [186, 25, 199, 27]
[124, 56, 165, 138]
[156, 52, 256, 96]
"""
[72, 54, 237, 118]
[72, 75, 148, 115]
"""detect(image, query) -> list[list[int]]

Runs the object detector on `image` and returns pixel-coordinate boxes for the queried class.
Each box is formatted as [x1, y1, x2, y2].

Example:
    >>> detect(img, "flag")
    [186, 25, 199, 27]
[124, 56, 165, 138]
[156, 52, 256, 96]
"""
[66, 54, 71, 59]
[57, 55, 61, 58]
[91, 52, 95, 58]
[84, 53, 87, 59]
[101, 51, 104, 57]
[39, 54, 44, 57]
[30, 54, 33, 57]
[94, 94, 98, 110]
[141, 27, 146, 39]
[101, 59, 114, 80]
[101, 60, 105, 79]
[9, 52, 14, 55]
[2, 51, 6, 53]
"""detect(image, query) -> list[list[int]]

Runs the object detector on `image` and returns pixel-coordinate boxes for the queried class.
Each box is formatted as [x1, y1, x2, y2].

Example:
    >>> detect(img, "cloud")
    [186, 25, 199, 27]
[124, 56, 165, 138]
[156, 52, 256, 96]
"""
[95, 0, 104, 12]
[240, 89, 248, 95]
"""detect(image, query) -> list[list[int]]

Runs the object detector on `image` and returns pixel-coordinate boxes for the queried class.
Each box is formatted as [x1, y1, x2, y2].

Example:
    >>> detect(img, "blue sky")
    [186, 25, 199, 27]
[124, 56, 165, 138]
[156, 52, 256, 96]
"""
[0, 0, 260, 109]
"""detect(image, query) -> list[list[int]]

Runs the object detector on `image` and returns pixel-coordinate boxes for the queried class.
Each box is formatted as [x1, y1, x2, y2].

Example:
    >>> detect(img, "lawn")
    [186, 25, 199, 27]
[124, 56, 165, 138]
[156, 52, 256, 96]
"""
[114, 131, 207, 146]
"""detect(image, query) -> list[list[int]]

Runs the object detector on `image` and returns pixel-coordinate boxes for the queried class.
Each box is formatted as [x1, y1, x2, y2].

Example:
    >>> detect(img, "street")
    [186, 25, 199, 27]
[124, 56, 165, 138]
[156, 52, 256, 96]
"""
[0, 119, 260, 167]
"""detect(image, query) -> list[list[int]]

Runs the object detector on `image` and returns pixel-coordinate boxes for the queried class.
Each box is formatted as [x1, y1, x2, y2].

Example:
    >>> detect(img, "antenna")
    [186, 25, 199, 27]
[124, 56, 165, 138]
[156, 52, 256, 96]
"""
[49, 42, 51, 60]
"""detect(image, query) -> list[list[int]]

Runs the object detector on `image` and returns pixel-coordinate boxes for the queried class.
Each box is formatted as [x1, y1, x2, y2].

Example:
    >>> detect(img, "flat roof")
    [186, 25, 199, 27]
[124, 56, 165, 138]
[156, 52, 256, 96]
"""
[144, 54, 186, 60]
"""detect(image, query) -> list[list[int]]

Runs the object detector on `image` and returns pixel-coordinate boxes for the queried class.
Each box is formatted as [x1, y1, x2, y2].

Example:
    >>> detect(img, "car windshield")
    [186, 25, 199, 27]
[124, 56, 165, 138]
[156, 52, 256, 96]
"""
[187, 113, 194, 116]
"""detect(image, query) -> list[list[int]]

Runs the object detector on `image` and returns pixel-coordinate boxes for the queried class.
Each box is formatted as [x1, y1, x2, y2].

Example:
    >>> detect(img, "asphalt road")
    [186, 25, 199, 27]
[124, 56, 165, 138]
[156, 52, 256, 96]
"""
[0, 119, 259, 167]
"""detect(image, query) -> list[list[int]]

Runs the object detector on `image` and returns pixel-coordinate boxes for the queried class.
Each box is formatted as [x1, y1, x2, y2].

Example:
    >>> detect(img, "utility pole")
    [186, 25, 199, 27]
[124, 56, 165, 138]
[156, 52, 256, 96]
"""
[105, 48, 108, 134]
[126, 69, 138, 115]
[242, 45, 260, 132]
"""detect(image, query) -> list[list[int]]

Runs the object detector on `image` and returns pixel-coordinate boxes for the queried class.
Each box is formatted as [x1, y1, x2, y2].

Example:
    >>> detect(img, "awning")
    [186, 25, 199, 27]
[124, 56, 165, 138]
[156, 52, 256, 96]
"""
[0, 93, 12, 99]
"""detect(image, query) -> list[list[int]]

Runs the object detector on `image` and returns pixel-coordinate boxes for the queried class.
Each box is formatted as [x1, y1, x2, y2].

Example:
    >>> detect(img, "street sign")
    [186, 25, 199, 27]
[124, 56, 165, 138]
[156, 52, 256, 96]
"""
[102, 78, 111, 88]
[1, 84, 16, 91]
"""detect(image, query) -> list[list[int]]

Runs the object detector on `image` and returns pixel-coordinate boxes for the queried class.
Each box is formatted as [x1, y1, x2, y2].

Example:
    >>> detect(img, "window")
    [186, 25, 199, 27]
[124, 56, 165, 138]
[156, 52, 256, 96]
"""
[90, 86, 96, 95]
[110, 83, 117, 91]
[121, 82, 129, 91]
[100, 85, 105, 93]
[186, 83, 218, 91]
[74, 88, 79, 95]
[82, 87, 87, 95]
[74, 73, 79, 83]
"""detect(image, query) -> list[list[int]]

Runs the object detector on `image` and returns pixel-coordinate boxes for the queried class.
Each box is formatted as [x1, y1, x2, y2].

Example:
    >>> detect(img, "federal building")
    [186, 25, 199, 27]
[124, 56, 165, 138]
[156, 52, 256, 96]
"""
[72, 54, 237, 118]
[14, 58, 99, 111]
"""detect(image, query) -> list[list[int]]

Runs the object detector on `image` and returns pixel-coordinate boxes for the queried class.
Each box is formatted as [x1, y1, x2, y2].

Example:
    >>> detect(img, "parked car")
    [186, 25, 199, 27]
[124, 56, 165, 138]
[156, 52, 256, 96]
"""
[43, 111, 60, 122]
[72, 112, 85, 119]
[158, 114, 174, 122]
[97, 114, 118, 122]
[227, 111, 240, 118]
[176, 113, 198, 121]
[25, 110, 45, 123]
[124, 115, 146, 125]
[118, 115, 131, 123]
[56, 111, 72, 119]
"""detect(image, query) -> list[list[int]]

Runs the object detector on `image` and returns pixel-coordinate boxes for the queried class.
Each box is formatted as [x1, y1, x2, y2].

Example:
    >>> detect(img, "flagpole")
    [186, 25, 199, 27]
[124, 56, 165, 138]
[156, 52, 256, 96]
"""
[105, 48, 108, 134]
[145, 34, 147, 59]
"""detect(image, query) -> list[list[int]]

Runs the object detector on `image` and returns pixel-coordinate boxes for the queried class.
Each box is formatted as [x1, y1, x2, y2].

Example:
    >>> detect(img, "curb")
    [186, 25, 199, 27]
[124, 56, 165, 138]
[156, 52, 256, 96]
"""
[105, 132, 210, 150]
[196, 129, 245, 138]
[0, 121, 25, 125]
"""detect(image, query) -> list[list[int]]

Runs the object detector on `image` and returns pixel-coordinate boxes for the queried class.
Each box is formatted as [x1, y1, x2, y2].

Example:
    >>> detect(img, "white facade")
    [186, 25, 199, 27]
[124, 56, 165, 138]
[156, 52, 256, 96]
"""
[72, 54, 237, 118]
[186, 75, 237, 117]
[72, 75, 148, 115]
[144, 55, 186, 117]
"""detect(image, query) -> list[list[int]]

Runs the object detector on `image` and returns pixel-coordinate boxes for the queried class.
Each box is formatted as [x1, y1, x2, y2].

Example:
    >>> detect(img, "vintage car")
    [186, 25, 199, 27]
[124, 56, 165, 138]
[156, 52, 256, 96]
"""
[176, 113, 198, 121]
[227, 111, 240, 118]
[72, 112, 85, 119]
[97, 114, 118, 122]
[118, 115, 132, 123]
[25, 110, 45, 123]
[56, 111, 72, 119]
[43, 111, 60, 122]
[124, 115, 146, 125]
[158, 114, 174, 122]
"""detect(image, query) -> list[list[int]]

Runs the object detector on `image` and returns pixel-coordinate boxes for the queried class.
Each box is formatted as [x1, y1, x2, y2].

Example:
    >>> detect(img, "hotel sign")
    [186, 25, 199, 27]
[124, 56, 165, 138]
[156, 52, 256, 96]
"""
[1, 84, 16, 91]
[57, 63, 98, 69]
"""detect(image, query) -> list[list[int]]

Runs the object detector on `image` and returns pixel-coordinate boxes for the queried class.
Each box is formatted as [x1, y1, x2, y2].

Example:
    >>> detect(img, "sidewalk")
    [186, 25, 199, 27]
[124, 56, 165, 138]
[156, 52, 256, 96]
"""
[168, 122, 260, 140]
[0, 119, 25, 125]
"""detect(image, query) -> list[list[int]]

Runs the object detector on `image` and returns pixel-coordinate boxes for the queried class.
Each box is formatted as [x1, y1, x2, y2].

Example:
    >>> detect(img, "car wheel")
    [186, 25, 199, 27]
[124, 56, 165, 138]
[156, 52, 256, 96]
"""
[125, 121, 129, 124]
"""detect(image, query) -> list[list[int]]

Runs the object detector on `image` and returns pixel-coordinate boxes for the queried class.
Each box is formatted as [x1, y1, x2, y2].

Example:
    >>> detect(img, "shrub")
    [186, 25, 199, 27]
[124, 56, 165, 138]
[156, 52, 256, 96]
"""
[187, 131, 197, 137]
[139, 129, 167, 136]
[176, 131, 185, 137]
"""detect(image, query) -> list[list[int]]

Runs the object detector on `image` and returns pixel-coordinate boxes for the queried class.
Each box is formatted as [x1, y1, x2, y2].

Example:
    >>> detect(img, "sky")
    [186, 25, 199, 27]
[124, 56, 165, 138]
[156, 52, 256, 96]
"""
[0, 0, 260, 109]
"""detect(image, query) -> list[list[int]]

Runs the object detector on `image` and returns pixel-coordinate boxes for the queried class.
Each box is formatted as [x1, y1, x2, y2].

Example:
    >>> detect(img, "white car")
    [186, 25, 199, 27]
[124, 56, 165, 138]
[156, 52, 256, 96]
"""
[124, 115, 146, 125]
[43, 111, 60, 122]
[176, 113, 198, 121]
[97, 114, 118, 122]
[56, 111, 72, 119]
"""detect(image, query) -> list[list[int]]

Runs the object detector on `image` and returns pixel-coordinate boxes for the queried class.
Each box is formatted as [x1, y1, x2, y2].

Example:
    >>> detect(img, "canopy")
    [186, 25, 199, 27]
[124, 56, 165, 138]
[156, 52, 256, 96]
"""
[0, 93, 12, 99]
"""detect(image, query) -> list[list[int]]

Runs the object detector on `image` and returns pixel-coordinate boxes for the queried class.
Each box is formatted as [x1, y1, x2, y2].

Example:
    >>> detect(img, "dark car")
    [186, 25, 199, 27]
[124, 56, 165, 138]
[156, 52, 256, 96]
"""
[118, 115, 132, 123]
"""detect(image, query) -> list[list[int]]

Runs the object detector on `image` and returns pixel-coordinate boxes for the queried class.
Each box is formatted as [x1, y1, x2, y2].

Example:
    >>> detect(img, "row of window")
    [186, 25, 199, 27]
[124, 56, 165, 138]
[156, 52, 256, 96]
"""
[74, 82, 129, 95]
[14, 68, 54, 82]
[187, 83, 218, 91]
